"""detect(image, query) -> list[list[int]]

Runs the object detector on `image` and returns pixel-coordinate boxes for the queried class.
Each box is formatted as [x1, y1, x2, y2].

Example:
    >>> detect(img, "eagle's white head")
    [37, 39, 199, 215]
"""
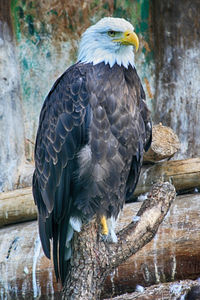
[77, 17, 139, 69]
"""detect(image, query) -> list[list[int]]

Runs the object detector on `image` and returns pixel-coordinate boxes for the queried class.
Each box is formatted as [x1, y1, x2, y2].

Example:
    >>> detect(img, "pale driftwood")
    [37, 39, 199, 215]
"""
[105, 280, 200, 300]
[2, 189, 200, 299]
[143, 123, 180, 162]
[0, 187, 37, 227]
[134, 157, 200, 197]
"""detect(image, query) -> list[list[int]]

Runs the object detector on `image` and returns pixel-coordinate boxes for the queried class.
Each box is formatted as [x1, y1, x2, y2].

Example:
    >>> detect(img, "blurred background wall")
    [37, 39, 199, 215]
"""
[0, 0, 200, 192]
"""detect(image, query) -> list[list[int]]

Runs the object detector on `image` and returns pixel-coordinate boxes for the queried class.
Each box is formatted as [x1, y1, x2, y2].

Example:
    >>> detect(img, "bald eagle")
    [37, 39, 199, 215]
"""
[33, 17, 152, 284]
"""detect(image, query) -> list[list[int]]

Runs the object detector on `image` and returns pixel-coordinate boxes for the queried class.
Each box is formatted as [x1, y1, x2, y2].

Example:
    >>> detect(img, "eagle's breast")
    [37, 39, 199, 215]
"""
[75, 62, 144, 218]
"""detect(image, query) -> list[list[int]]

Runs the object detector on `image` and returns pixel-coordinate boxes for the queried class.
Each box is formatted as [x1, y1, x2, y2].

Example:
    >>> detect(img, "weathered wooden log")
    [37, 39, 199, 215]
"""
[0, 157, 200, 227]
[152, 0, 200, 160]
[134, 157, 200, 197]
[103, 192, 200, 297]
[105, 279, 200, 300]
[143, 123, 180, 162]
[0, 193, 199, 299]
[0, 187, 36, 227]
[0, 221, 62, 299]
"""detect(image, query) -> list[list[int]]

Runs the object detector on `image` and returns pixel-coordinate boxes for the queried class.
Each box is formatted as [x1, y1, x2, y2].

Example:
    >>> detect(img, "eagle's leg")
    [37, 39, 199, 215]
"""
[100, 215, 108, 235]
[100, 216, 118, 243]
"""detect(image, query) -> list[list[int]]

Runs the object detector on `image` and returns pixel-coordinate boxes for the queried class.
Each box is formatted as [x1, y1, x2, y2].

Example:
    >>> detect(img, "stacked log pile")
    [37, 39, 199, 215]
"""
[0, 125, 200, 299]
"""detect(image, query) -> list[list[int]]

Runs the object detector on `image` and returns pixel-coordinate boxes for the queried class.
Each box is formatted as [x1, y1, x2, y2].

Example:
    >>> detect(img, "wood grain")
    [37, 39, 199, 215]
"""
[0, 187, 37, 227]
[104, 279, 200, 300]
[0, 193, 199, 299]
[134, 157, 200, 197]
[143, 124, 180, 162]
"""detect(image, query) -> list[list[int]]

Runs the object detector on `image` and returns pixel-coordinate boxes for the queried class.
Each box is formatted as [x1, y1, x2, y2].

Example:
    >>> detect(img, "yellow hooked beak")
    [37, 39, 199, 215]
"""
[113, 30, 139, 51]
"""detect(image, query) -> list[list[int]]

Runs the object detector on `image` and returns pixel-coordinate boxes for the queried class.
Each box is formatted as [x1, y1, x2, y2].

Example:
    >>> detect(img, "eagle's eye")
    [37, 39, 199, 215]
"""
[108, 30, 116, 37]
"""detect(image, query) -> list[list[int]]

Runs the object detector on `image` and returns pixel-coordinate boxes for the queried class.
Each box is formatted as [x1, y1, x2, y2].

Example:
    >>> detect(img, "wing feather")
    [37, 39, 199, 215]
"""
[32, 63, 90, 283]
[124, 67, 152, 201]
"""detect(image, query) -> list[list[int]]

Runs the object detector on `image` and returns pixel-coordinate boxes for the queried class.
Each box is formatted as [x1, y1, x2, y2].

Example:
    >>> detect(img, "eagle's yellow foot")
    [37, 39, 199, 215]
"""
[100, 215, 108, 235]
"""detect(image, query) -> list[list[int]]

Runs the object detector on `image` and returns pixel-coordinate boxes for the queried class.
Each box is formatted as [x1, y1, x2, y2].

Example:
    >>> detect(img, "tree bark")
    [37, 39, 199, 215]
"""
[0, 0, 25, 193]
[62, 182, 175, 299]
[152, 0, 200, 159]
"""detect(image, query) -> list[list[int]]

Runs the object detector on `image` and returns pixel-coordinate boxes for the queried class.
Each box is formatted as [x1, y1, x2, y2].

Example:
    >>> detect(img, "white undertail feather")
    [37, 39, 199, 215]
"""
[107, 216, 118, 243]
[69, 216, 82, 232]
[65, 217, 82, 260]
[78, 17, 135, 68]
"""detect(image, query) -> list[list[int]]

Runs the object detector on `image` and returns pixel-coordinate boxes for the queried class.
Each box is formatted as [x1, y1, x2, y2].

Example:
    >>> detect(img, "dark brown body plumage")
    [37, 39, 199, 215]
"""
[33, 62, 152, 283]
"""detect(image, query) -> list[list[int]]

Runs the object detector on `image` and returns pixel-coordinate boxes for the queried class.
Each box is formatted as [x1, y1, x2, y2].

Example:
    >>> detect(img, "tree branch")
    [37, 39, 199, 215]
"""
[104, 182, 176, 269]
[62, 182, 176, 299]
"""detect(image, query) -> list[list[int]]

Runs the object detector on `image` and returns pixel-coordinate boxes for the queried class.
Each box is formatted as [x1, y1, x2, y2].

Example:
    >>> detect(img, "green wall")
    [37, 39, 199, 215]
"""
[11, 0, 154, 160]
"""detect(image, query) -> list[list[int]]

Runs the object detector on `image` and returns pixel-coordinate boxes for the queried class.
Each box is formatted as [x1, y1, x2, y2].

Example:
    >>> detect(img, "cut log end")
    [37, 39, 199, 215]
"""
[144, 124, 180, 162]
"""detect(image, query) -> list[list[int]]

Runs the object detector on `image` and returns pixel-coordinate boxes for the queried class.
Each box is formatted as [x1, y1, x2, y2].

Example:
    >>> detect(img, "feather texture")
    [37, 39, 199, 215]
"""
[33, 61, 151, 284]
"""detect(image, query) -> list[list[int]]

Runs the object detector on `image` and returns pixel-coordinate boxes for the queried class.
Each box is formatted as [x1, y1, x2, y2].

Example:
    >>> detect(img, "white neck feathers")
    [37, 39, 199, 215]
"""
[77, 19, 135, 69]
